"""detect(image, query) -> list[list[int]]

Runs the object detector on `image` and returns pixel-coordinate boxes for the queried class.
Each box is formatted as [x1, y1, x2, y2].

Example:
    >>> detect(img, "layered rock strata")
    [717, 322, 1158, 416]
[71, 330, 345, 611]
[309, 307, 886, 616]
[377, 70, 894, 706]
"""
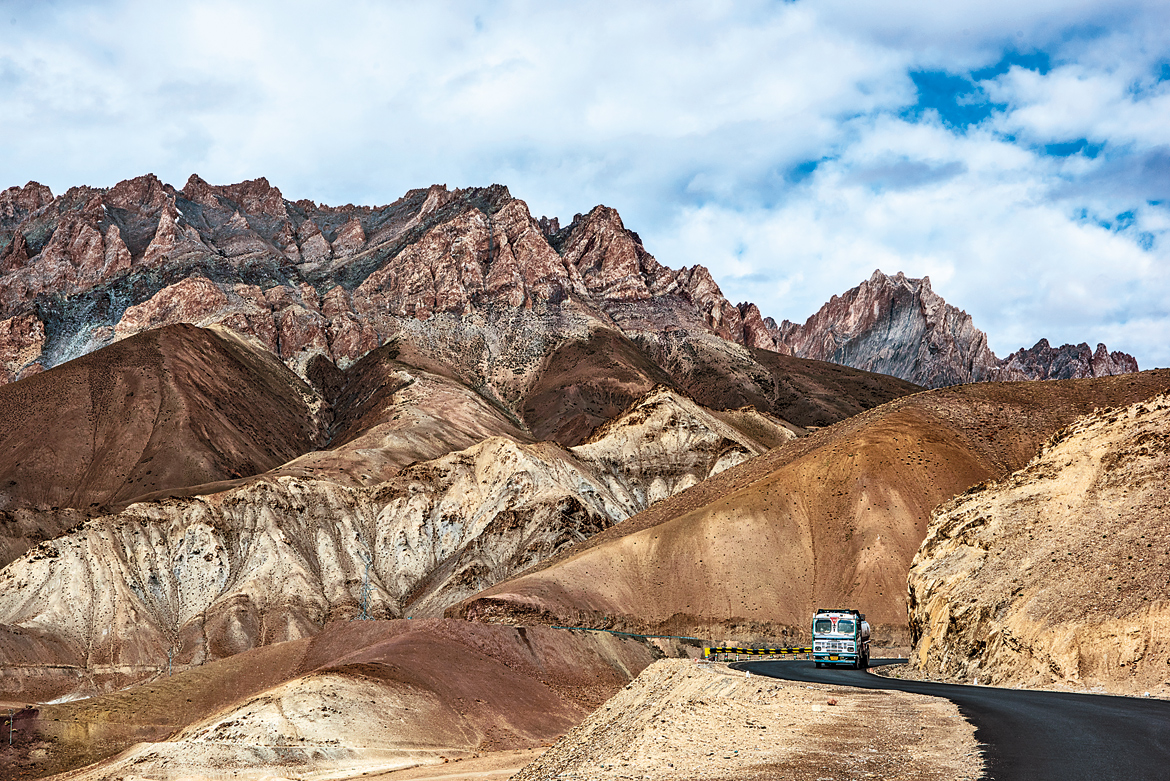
[0, 386, 790, 699]
[769, 270, 1137, 387]
[908, 391, 1170, 695]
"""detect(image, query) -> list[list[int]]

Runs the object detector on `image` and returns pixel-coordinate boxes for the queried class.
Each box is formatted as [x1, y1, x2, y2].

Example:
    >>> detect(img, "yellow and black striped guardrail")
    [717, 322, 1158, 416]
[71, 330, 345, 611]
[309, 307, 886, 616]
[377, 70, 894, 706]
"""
[704, 646, 812, 657]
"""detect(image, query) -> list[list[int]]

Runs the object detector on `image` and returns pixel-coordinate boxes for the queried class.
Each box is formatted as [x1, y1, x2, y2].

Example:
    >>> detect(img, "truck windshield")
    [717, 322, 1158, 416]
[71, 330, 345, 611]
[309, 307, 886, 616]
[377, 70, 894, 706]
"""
[813, 618, 832, 633]
[836, 619, 855, 634]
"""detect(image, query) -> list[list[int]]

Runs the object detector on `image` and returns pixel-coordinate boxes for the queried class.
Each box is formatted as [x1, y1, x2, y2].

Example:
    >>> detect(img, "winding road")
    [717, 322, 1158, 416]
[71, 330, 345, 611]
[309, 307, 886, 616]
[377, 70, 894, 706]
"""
[732, 658, 1170, 781]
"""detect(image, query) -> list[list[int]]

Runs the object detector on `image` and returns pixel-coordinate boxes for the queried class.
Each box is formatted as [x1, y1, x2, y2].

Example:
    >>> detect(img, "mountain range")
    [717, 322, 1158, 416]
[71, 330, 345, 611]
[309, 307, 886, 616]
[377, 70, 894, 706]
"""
[0, 174, 1159, 780]
[0, 175, 1136, 392]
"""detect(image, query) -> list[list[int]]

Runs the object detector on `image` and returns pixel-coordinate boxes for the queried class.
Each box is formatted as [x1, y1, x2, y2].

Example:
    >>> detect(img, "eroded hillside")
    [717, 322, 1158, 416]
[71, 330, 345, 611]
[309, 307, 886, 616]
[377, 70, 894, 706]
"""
[456, 370, 1170, 644]
[908, 391, 1170, 695]
[0, 383, 789, 701]
[1, 619, 655, 780]
[0, 324, 326, 567]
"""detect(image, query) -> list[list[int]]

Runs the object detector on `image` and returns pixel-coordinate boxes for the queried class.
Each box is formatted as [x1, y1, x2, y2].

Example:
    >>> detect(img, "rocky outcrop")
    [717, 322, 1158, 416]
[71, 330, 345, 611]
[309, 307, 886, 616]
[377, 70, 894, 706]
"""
[0, 175, 1138, 397]
[770, 270, 1138, 387]
[996, 338, 1138, 381]
[908, 392, 1170, 695]
[0, 385, 789, 698]
[0, 175, 765, 387]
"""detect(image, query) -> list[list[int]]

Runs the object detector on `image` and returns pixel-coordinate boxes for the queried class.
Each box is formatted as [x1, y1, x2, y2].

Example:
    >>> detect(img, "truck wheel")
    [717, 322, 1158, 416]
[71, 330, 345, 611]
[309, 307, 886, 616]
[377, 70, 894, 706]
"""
[815, 662, 823, 668]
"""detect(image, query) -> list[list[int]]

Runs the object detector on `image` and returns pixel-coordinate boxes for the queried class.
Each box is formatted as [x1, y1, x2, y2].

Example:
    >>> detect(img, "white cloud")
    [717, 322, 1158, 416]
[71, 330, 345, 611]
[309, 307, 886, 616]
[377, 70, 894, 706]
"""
[0, 0, 1167, 367]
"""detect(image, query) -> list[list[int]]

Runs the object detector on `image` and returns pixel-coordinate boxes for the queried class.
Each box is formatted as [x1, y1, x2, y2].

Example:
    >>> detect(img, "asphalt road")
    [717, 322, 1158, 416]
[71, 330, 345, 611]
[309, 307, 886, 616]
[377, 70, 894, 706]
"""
[732, 658, 1170, 781]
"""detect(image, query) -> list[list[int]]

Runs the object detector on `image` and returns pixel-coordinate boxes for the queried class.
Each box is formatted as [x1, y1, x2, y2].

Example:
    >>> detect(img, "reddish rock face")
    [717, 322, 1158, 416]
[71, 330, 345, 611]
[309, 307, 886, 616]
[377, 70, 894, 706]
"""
[0, 182, 53, 227]
[114, 277, 231, 338]
[0, 313, 44, 383]
[997, 338, 1139, 381]
[0, 176, 1137, 392]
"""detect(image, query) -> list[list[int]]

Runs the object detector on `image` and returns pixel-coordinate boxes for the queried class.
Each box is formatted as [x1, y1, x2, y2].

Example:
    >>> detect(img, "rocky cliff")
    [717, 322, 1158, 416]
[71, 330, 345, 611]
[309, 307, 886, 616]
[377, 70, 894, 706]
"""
[0, 175, 769, 386]
[907, 391, 1170, 696]
[768, 270, 1137, 387]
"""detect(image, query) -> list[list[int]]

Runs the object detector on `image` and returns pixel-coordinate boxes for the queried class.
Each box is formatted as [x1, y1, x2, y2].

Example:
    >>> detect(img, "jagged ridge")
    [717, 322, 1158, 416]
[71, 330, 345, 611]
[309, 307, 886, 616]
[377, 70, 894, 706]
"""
[0, 177, 1135, 393]
[767, 270, 1137, 387]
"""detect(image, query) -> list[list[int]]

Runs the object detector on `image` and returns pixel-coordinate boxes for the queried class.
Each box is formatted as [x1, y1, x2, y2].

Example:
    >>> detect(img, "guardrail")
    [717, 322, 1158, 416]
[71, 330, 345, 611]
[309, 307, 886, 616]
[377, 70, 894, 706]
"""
[703, 646, 812, 660]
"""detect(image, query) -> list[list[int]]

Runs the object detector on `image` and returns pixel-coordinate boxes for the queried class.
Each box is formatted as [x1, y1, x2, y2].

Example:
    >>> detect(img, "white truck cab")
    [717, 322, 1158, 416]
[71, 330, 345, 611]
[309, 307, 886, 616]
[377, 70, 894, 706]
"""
[812, 608, 870, 669]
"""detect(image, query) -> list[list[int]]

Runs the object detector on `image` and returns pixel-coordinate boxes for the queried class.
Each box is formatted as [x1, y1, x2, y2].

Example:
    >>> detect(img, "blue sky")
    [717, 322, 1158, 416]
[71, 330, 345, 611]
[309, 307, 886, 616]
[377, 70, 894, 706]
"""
[2, 0, 1168, 367]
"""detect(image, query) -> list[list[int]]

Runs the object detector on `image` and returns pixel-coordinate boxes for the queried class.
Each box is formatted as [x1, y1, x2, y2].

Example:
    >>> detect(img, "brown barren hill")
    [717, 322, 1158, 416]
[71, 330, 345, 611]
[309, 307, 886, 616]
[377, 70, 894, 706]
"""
[4, 619, 655, 781]
[520, 326, 678, 445]
[455, 369, 1170, 644]
[520, 326, 921, 447]
[0, 324, 323, 566]
[267, 341, 536, 487]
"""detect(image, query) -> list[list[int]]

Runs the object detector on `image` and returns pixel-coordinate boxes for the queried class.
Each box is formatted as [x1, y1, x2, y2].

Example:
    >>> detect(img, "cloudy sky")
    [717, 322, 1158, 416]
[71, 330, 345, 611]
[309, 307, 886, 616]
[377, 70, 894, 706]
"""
[2, 1, 1168, 367]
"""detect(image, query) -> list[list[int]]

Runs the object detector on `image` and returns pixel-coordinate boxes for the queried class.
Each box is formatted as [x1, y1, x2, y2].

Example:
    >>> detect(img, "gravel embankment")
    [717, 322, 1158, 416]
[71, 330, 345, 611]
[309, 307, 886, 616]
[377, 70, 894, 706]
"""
[514, 659, 982, 781]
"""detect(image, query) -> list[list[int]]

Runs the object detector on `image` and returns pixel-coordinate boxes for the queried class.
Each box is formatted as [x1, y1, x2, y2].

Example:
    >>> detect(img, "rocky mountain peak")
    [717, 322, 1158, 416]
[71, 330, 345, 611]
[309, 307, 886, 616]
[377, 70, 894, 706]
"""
[556, 205, 660, 303]
[0, 175, 1140, 392]
[104, 172, 171, 213]
[772, 269, 1137, 387]
[0, 181, 53, 226]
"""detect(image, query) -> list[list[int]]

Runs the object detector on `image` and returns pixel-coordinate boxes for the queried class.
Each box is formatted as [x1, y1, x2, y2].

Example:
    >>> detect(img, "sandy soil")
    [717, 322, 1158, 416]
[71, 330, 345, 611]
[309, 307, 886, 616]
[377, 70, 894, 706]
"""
[366, 748, 547, 781]
[514, 659, 982, 781]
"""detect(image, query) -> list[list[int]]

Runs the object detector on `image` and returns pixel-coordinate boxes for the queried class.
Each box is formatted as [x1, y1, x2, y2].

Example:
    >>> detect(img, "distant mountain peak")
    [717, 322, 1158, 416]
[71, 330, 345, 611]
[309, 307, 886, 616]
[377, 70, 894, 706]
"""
[768, 268, 1136, 387]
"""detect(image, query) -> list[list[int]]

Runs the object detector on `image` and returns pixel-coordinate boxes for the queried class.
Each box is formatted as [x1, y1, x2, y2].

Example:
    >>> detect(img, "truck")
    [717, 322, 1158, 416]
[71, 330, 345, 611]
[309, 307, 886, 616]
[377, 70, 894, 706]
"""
[811, 608, 870, 669]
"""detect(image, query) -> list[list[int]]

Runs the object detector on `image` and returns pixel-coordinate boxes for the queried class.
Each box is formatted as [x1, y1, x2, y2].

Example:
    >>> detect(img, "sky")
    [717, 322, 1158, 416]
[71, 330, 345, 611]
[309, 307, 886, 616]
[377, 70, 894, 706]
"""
[2, 1, 1168, 367]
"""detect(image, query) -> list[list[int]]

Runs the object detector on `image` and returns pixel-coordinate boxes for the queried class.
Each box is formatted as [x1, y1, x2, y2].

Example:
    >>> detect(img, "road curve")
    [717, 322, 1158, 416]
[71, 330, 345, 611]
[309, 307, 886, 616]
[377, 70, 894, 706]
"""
[732, 658, 1170, 781]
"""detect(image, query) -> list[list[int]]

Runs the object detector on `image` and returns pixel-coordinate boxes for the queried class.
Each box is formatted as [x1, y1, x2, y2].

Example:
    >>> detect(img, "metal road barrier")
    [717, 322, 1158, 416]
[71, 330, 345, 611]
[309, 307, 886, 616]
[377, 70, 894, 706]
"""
[704, 646, 812, 661]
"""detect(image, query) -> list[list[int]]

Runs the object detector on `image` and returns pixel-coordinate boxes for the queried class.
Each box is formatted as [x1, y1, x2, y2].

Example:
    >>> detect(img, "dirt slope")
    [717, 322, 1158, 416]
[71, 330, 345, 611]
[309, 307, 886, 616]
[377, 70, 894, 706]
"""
[641, 332, 923, 430]
[269, 342, 535, 488]
[0, 324, 325, 567]
[456, 370, 1170, 643]
[908, 391, 1170, 696]
[1, 619, 655, 780]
